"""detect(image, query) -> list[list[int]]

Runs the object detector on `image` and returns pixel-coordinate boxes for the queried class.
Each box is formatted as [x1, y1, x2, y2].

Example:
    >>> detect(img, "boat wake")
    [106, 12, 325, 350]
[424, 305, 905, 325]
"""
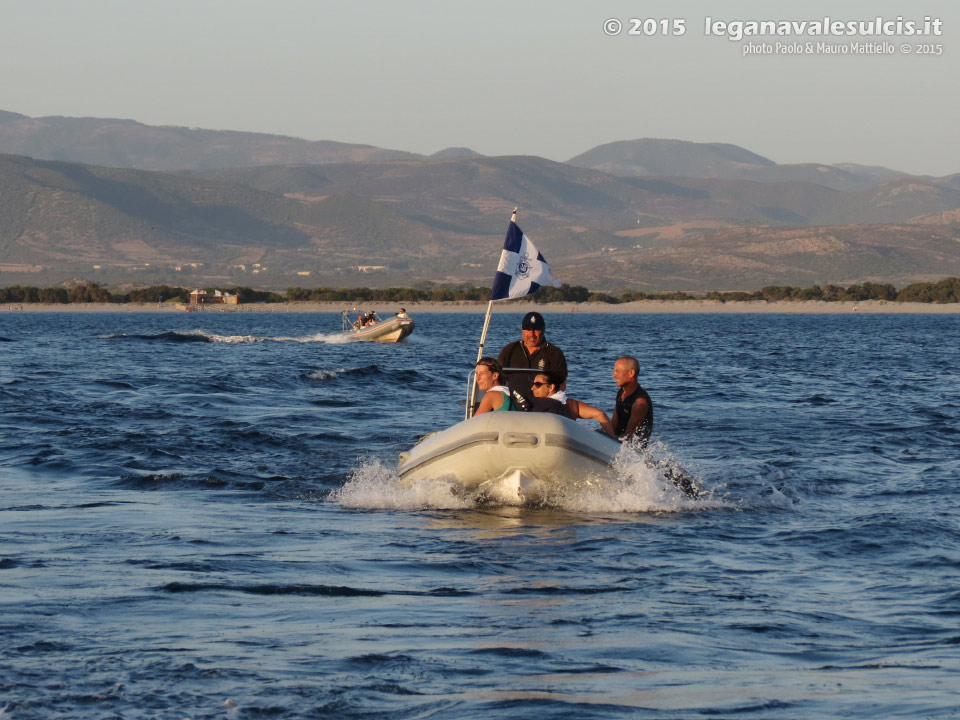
[103, 330, 352, 344]
[330, 444, 723, 514]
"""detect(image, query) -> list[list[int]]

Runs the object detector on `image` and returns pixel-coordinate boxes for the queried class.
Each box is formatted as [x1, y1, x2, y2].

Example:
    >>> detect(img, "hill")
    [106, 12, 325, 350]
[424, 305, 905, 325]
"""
[565, 224, 960, 292]
[2, 152, 959, 292]
[0, 110, 418, 171]
[187, 156, 960, 228]
[1, 109, 958, 293]
[567, 138, 775, 177]
[0, 110, 927, 192]
[430, 147, 483, 159]
[566, 138, 913, 191]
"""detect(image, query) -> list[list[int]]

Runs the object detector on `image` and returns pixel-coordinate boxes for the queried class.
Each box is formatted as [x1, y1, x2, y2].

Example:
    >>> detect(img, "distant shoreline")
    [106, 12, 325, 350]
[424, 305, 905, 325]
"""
[3, 300, 960, 314]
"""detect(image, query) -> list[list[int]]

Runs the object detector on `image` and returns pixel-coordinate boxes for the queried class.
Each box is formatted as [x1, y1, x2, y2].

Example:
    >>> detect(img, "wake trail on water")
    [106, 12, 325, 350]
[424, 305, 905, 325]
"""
[103, 330, 352, 344]
[330, 444, 728, 513]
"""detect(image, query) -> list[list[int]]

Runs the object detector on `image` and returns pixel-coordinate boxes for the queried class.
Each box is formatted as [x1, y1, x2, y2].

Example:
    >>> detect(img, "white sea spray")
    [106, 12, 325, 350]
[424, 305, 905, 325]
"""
[329, 459, 473, 510]
[306, 368, 347, 381]
[331, 442, 727, 513]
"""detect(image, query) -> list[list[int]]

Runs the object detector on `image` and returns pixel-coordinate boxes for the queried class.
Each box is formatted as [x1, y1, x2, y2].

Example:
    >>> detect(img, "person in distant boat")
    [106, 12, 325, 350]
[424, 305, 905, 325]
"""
[497, 311, 567, 397]
[474, 357, 521, 414]
[611, 356, 653, 445]
[530, 372, 616, 437]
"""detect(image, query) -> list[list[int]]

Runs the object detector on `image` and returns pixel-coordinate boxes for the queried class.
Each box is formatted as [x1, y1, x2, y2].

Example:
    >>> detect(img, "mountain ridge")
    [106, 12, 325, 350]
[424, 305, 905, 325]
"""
[1, 110, 946, 185]
[2, 152, 958, 292]
[0, 111, 420, 171]
[1, 110, 958, 292]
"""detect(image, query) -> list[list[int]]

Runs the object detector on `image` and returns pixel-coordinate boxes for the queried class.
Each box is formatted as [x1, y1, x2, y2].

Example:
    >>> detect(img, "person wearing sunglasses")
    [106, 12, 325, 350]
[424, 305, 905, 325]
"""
[530, 373, 616, 438]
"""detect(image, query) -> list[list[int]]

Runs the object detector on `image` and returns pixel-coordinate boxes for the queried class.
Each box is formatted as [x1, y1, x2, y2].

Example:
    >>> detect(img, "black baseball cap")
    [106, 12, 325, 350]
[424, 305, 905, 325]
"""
[521, 311, 545, 330]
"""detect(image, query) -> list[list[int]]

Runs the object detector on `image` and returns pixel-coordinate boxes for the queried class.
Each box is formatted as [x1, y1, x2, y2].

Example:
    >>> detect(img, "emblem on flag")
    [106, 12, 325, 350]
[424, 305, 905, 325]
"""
[489, 220, 559, 301]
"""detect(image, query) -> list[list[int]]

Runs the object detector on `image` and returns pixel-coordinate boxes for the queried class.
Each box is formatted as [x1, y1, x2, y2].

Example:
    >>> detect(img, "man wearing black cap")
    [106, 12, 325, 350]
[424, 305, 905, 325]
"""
[497, 311, 567, 397]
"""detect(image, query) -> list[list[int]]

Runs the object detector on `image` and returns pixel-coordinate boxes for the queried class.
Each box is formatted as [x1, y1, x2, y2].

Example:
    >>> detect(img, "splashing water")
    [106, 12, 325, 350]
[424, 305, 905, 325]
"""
[549, 442, 723, 513]
[306, 368, 348, 381]
[329, 459, 474, 510]
[330, 443, 724, 513]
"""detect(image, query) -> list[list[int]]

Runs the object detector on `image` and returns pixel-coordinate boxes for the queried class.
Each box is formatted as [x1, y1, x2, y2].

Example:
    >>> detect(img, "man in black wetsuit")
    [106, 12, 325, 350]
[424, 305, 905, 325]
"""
[497, 311, 567, 397]
[611, 355, 653, 445]
[611, 356, 702, 498]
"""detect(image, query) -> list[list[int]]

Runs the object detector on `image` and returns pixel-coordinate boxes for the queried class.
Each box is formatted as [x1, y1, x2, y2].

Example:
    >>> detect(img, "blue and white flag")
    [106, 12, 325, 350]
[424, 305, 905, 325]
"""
[489, 221, 559, 301]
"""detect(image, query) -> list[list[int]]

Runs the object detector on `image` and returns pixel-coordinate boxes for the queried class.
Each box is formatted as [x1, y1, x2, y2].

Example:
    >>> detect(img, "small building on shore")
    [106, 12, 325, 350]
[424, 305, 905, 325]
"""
[189, 289, 239, 305]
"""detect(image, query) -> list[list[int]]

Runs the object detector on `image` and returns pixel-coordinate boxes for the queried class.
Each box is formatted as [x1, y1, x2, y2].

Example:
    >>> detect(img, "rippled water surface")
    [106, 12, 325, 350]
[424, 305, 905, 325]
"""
[1, 310, 958, 719]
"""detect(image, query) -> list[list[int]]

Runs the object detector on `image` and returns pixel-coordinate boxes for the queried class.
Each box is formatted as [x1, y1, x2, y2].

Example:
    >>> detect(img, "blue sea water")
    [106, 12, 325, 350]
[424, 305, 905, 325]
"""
[1, 310, 958, 719]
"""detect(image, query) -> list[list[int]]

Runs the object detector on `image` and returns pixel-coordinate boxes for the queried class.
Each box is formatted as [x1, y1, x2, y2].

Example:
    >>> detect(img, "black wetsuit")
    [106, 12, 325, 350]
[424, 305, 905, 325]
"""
[614, 384, 653, 444]
[614, 385, 701, 497]
[497, 340, 567, 396]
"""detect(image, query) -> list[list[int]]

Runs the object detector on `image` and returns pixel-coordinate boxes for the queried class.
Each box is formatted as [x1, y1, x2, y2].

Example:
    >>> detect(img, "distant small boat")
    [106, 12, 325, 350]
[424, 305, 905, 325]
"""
[340, 310, 414, 343]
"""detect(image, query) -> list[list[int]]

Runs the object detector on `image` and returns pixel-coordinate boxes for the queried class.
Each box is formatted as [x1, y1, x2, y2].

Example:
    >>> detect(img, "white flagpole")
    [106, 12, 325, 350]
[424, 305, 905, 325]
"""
[467, 207, 517, 419]
[474, 299, 495, 365]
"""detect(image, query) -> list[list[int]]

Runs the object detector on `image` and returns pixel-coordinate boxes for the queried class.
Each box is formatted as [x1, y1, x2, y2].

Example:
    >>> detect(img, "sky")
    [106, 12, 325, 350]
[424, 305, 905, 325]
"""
[1, 0, 957, 176]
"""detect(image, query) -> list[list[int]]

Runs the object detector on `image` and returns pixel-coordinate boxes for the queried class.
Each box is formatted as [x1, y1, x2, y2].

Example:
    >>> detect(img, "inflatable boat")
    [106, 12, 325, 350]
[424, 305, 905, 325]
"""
[396, 410, 622, 503]
[340, 310, 414, 342]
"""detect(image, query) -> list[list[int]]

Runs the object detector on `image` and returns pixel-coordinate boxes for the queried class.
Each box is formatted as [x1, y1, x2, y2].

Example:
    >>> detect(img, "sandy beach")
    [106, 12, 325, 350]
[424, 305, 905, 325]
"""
[2, 299, 959, 314]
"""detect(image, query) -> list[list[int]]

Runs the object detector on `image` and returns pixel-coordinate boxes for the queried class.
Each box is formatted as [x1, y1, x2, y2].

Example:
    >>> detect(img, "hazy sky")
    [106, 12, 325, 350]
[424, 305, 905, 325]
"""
[2, 0, 957, 175]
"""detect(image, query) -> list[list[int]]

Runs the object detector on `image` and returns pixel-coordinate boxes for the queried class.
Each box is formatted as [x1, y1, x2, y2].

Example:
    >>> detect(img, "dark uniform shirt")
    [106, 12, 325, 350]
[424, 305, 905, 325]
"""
[529, 396, 574, 418]
[497, 340, 567, 396]
[614, 384, 653, 444]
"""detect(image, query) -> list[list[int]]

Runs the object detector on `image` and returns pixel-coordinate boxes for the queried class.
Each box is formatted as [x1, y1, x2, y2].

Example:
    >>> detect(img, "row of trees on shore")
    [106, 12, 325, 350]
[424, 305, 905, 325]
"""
[0, 284, 283, 304]
[1, 278, 959, 304]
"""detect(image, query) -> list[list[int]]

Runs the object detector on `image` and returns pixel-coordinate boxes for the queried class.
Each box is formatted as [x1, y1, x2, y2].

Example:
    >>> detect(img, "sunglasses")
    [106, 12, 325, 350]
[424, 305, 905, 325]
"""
[531, 381, 553, 388]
